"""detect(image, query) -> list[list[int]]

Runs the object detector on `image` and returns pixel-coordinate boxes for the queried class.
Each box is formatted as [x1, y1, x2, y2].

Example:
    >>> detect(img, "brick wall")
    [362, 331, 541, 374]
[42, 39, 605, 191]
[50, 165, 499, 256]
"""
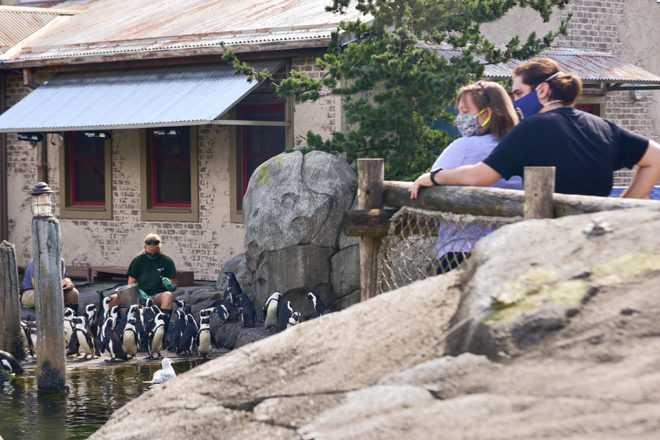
[291, 56, 340, 145]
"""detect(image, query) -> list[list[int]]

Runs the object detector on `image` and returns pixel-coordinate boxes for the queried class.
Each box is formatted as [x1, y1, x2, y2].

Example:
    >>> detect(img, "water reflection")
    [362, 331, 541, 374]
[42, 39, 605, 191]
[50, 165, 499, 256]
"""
[0, 359, 204, 440]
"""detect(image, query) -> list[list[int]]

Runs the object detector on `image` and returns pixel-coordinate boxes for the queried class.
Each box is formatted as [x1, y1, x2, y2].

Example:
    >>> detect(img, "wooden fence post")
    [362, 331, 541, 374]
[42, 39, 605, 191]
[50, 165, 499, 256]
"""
[0, 240, 25, 360]
[358, 159, 384, 301]
[524, 167, 556, 219]
[33, 217, 67, 390]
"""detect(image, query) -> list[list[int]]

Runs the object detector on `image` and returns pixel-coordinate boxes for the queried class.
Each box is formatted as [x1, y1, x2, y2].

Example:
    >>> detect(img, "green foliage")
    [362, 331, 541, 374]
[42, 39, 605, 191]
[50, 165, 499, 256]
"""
[225, 0, 570, 180]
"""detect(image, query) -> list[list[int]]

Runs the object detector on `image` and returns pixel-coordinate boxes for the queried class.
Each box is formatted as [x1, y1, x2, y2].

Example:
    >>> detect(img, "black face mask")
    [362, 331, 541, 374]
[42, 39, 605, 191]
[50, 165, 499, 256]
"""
[146, 253, 160, 260]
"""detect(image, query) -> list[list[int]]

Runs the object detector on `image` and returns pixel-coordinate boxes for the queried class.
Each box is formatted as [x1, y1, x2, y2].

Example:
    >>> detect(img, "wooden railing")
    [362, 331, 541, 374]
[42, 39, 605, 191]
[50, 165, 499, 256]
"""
[344, 159, 660, 300]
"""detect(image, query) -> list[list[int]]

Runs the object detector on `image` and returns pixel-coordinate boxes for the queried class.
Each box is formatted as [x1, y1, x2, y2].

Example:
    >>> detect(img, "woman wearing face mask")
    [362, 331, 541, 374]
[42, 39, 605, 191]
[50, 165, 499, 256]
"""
[409, 81, 522, 272]
[410, 81, 521, 197]
[419, 57, 660, 198]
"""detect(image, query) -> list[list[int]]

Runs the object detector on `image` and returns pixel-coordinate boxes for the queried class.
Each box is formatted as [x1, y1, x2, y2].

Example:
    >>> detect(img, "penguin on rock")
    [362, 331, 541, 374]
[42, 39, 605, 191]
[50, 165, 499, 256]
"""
[277, 301, 294, 332]
[197, 314, 213, 359]
[288, 311, 301, 328]
[101, 317, 128, 361]
[307, 291, 331, 318]
[263, 291, 281, 331]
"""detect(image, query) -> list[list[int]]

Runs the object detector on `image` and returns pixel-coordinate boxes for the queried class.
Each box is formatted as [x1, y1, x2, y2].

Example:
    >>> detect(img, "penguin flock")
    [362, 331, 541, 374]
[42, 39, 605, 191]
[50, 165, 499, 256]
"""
[5, 271, 334, 375]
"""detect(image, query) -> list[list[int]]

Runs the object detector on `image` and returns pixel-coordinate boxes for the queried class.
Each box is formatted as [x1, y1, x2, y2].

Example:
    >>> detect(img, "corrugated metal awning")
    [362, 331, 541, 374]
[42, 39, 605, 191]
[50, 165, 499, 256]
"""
[430, 45, 660, 91]
[0, 61, 282, 133]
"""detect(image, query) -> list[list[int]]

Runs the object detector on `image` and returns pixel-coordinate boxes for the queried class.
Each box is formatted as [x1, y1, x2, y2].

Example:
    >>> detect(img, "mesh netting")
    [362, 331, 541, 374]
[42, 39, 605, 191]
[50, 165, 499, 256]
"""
[376, 207, 522, 294]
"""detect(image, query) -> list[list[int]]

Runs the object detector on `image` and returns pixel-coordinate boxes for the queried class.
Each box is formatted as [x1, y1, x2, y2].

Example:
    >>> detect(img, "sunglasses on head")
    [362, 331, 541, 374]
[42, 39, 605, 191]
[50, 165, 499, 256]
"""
[145, 239, 160, 245]
[477, 81, 490, 107]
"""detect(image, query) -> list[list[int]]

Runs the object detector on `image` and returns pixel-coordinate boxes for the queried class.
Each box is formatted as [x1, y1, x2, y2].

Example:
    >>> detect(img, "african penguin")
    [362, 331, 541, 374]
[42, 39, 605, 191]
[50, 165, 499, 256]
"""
[19, 320, 34, 358]
[277, 301, 294, 332]
[197, 315, 212, 359]
[148, 312, 166, 359]
[237, 291, 256, 327]
[263, 291, 281, 331]
[167, 309, 186, 352]
[212, 299, 239, 322]
[121, 318, 139, 359]
[287, 311, 301, 328]
[224, 271, 243, 307]
[101, 317, 128, 361]
[63, 307, 76, 348]
[176, 313, 198, 356]
[72, 316, 95, 360]
[307, 291, 331, 317]
[0, 350, 24, 375]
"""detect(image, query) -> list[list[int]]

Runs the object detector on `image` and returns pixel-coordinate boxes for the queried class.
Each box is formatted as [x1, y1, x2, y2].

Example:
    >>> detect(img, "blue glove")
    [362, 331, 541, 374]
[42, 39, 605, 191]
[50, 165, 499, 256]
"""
[161, 277, 175, 291]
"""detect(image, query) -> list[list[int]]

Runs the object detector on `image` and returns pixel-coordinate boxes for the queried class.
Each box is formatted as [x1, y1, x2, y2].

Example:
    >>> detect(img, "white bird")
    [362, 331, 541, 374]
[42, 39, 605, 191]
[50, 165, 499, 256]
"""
[151, 358, 176, 385]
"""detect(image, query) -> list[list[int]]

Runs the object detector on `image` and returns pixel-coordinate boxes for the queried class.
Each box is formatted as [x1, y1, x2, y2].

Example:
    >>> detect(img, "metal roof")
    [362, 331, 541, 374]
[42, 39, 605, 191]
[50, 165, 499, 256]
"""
[0, 6, 67, 53]
[2, 0, 367, 64]
[431, 45, 660, 86]
[0, 61, 282, 132]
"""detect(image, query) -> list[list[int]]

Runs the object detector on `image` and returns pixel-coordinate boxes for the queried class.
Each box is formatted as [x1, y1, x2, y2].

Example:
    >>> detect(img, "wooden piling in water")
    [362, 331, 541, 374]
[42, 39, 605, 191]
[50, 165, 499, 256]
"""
[32, 217, 67, 390]
[0, 240, 25, 360]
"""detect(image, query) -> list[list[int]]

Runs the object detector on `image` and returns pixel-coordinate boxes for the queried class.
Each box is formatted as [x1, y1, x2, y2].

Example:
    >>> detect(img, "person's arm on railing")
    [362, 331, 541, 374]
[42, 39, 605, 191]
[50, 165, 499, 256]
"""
[409, 162, 502, 199]
[621, 140, 660, 199]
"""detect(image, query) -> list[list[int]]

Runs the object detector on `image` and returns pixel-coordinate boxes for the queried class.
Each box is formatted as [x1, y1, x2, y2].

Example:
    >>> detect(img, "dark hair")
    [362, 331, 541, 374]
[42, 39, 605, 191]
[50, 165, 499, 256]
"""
[456, 81, 519, 140]
[513, 57, 582, 105]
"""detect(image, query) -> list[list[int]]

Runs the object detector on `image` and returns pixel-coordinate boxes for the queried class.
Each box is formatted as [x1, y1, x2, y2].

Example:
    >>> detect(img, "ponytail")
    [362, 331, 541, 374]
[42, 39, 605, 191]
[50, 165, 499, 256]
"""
[514, 57, 583, 106]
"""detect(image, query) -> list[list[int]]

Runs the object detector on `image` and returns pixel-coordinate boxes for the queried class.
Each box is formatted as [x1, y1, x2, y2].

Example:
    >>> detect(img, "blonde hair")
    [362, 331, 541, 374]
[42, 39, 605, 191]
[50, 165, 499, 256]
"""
[456, 81, 519, 140]
[140, 232, 162, 255]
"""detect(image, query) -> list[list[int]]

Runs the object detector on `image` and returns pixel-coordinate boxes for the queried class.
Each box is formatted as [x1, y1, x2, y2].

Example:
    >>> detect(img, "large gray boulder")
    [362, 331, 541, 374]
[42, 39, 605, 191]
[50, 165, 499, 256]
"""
[446, 207, 660, 359]
[91, 207, 660, 440]
[242, 151, 357, 307]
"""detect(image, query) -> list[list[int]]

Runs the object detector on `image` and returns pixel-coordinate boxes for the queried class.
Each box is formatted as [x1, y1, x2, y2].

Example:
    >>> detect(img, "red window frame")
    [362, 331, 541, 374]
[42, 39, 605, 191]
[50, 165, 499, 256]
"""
[241, 102, 286, 194]
[150, 128, 191, 208]
[67, 132, 106, 206]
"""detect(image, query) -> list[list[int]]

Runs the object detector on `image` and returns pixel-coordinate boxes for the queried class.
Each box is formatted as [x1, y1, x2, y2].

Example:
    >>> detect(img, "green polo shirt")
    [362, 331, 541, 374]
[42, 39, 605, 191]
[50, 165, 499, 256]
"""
[127, 253, 176, 296]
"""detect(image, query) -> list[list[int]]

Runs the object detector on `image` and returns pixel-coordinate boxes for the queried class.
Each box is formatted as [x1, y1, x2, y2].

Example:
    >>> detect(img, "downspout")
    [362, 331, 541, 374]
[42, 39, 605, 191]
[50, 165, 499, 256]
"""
[0, 72, 8, 241]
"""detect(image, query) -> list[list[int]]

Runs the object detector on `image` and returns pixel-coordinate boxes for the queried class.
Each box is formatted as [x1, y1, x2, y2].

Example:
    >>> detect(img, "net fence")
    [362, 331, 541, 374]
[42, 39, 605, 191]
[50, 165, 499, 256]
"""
[376, 207, 522, 294]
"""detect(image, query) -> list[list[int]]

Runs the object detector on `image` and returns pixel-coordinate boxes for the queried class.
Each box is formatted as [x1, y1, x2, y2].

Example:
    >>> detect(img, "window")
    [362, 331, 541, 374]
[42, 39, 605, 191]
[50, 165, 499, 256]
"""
[228, 98, 292, 223]
[241, 103, 286, 194]
[140, 127, 198, 222]
[59, 132, 112, 219]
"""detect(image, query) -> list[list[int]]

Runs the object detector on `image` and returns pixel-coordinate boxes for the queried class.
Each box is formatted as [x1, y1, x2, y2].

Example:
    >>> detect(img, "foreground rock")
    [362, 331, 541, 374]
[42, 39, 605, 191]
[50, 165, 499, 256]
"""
[91, 207, 660, 439]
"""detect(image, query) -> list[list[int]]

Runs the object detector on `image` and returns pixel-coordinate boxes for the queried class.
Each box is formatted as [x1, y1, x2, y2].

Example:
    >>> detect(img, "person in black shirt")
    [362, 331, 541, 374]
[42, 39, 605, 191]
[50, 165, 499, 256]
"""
[413, 57, 660, 198]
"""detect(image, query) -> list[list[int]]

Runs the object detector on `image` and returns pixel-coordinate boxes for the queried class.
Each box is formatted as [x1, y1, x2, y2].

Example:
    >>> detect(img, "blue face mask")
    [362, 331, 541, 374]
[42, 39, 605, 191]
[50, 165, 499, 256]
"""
[513, 71, 564, 119]
[513, 90, 543, 119]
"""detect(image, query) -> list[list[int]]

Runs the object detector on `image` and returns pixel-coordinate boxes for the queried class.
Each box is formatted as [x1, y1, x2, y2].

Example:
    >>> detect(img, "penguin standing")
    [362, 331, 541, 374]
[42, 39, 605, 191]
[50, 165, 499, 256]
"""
[101, 317, 128, 361]
[197, 315, 212, 359]
[224, 271, 243, 306]
[63, 307, 76, 348]
[306, 291, 331, 317]
[122, 318, 139, 359]
[84, 304, 99, 340]
[0, 350, 24, 375]
[263, 292, 281, 331]
[237, 291, 256, 327]
[176, 313, 198, 356]
[72, 317, 95, 360]
[288, 311, 301, 328]
[148, 312, 166, 359]
[167, 309, 186, 352]
[134, 307, 149, 351]
[19, 321, 34, 358]
[277, 301, 294, 332]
